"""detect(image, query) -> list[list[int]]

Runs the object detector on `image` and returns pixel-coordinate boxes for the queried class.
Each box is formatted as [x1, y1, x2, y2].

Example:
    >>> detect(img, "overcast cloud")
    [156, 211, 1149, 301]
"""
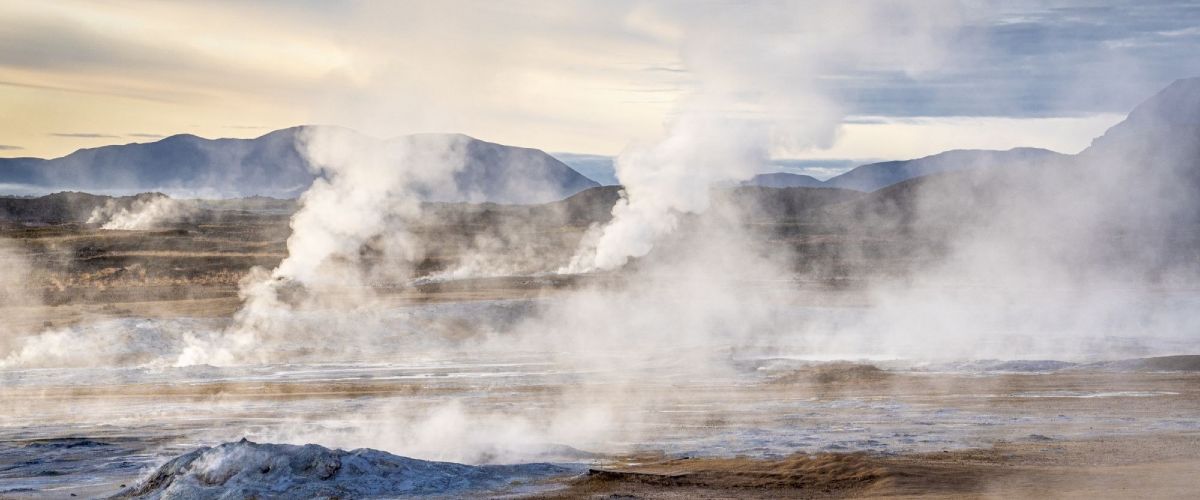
[0, 1, 1196, 160]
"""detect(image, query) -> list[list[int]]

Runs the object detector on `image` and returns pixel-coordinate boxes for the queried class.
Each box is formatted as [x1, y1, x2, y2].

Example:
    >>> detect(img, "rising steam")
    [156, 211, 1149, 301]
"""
[177, 129, 479, 366]
[87, 195, 199, 230]
[564, 1, 961, 272]
[0, 238, 39, 347]
[6, 1, 1200, 475]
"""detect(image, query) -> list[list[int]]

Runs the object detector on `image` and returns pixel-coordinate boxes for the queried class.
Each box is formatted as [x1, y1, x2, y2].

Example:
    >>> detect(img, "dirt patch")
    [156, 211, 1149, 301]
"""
[543, 433, 1200, 499]
[543, 452, 987, 499]
[770, 363, 892, 385]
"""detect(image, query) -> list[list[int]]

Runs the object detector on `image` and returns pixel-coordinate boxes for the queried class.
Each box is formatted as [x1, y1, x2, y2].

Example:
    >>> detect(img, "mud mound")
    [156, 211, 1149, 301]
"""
[112, 439, 569, 499]
[23, 438, 111, 449]
[770, 363, 891, 385]
[569, 452, 893, 497]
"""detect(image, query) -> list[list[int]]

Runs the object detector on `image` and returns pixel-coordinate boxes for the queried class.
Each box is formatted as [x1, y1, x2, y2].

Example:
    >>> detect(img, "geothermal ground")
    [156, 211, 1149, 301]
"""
[3, 189, 1200, 498]
[4, 2, 1200, 498]
[3, 274, 1200, 497]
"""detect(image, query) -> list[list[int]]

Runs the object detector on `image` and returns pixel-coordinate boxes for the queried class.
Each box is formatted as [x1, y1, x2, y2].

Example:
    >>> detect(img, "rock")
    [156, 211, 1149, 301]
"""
[111, 439, 571, 499]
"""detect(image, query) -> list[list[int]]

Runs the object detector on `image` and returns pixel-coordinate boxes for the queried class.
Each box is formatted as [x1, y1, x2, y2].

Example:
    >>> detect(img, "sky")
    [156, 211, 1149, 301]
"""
[1, 0, 1199, 174]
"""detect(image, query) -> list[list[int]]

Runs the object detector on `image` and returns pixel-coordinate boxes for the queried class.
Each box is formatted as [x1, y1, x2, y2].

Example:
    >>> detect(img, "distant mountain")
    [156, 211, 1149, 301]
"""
[738, 149, 1066, 192]
[821, 148, 1068, 192]
[741, 172, 826, 188]
[743, 79, 1193, 200]
[844, 77, 1200, 222]
[562, 156, 860, 190]
[722, 186, 863, 220]
[824, 77, 1200, 276]
[550, 153, 619, 185]
[1078, 76, 1200, 189]
[0, 127, 599, 203]
[401, 133, 600, 204]
[0, 129, 313, 198]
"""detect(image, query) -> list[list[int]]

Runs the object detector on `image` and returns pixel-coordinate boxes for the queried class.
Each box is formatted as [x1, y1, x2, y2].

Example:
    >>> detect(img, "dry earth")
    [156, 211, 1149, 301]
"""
[544, 433, 1200, 499]
[2, 212, 1199, 499]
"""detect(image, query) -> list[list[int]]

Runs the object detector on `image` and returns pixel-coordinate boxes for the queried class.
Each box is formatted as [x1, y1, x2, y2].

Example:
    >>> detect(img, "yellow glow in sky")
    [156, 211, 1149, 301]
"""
[0, 1, 1138, 162]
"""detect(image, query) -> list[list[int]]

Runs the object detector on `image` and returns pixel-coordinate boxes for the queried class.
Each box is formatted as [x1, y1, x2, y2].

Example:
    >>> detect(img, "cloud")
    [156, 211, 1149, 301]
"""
[554, 154, 870, 184]
[48, 132, 120, 139]
[3, 1, 1200, 159]
[0, 144, 22, 150]
[768, 159, 866, 180]
[813, 114, 1126, 159]
[844, 1, 1200, 117]
[127, 133, 164, 138]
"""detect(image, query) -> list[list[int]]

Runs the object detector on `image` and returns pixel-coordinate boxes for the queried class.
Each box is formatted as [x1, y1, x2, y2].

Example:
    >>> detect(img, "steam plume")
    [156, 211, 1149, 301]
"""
[178, 129, 477, 366]
[87, 195, 198, 230]
[565, 1, 961, 272]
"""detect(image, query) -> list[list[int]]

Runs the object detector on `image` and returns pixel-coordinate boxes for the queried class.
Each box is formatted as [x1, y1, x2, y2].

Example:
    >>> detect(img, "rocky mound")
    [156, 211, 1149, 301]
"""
[112, 439, 571, 499]
[0, 192, 166, 224]
[767, 362, 892, 385]
[575, 452, 895, 496]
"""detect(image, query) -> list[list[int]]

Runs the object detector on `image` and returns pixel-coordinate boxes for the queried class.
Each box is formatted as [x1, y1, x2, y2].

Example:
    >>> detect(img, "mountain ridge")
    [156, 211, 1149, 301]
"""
[0, 126, 599, 203]
[5, 78, 1200, 201]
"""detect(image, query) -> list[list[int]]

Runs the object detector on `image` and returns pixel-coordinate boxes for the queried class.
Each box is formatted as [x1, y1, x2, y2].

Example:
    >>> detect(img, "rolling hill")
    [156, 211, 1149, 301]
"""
[741, 172, 827, 189]
[821, 148, 1068, 192]
[740, 148, 1068, 192]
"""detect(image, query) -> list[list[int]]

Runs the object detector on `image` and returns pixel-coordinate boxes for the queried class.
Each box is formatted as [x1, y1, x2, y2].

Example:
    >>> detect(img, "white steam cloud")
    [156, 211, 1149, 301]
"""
[0, 238, 40, 349]
[176, 129, 484, 366]
[8, 1, 1200, 474]
[87, 195, 198, 230]
[565, 0, 962, 272]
